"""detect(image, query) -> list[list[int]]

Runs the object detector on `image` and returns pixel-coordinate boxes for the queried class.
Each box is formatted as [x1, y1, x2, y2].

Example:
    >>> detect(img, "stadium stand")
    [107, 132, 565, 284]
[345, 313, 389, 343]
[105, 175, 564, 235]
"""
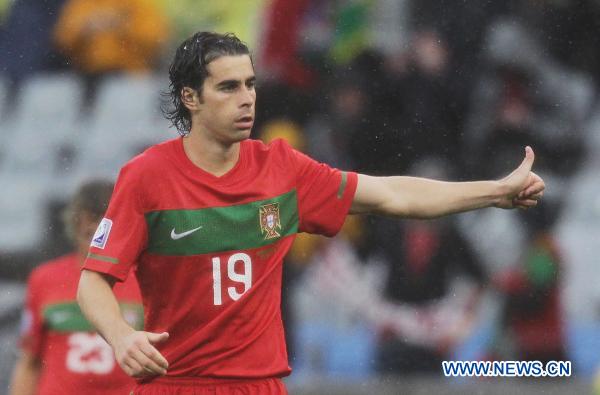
[74, 74, 174, 180]
[0, 76, 5, 117]
[0, 76, 7, 168]
[0, 74, 176, 253]
[0, 74, 84, 251]
[0, 74, 83, 183]
[0, 178, 47, 252]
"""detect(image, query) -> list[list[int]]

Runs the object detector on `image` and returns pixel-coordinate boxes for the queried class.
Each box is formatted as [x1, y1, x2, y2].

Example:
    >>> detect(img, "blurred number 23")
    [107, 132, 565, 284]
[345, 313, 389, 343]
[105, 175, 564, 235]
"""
[66, 332, 115, 374]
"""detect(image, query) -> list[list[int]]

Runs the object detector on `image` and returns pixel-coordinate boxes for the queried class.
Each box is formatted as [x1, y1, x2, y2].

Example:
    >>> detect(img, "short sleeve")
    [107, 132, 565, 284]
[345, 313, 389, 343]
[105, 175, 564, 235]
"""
[83, 163, 148, 281]
[19, 270, 44, 357]
[291, 145, 357, 237]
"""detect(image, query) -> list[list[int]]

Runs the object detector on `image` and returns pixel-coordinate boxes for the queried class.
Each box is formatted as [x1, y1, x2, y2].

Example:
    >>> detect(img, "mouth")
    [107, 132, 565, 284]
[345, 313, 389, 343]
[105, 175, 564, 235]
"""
[234, 115, 254, 129]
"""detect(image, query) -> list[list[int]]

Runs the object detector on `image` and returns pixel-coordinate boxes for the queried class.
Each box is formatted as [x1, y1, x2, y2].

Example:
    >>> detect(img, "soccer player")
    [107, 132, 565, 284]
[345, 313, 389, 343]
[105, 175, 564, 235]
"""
[9, 180, 143, 395]
[77, 32, 545, 394]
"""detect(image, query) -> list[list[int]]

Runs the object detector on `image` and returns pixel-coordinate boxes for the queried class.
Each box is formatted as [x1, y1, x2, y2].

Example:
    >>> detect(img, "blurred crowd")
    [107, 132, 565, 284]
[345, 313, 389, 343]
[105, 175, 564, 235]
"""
[1, 0, 600, 389]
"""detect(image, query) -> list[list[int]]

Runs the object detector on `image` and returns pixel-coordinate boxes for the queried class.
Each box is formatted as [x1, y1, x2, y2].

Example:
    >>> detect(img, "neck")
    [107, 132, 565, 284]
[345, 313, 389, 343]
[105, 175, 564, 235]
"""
[182, 126, 241, 177]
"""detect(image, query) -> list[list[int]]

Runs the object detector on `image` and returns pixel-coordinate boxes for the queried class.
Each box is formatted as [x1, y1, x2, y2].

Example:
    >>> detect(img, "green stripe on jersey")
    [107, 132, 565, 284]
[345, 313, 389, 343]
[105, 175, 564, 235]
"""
[145, 189, 299, 256]
[87, 252, 119, 264]
[43, 302, 143, 332]
[337, 172, 348, 198]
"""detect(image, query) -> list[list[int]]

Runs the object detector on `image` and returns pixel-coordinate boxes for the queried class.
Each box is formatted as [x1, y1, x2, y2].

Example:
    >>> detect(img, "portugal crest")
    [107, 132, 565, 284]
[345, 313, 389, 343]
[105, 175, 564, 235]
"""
[259, 203, 281, 240]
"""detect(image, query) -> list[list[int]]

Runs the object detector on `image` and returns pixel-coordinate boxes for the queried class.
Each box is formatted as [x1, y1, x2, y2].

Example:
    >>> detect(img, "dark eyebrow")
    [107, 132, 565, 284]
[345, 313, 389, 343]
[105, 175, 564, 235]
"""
[215, 75, 256, 89]
[215, 79, 240, 89]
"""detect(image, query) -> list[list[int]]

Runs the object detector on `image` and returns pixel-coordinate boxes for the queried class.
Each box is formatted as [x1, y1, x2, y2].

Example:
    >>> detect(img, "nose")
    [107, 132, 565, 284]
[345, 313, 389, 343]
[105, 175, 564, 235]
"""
[239, 86, 255, 108]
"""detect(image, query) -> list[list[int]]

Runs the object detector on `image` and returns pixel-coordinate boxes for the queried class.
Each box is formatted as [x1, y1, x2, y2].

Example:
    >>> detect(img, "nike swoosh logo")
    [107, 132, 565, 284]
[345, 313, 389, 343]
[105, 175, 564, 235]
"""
[170, 226, 203, 240]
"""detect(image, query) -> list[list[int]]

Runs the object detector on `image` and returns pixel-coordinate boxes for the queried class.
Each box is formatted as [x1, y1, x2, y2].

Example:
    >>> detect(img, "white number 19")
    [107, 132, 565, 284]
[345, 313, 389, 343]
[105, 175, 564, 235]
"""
[212, 253, 252, 305]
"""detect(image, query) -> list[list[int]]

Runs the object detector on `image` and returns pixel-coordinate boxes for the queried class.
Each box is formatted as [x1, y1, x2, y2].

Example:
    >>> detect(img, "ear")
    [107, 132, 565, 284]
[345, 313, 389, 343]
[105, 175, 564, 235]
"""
[181, 87, 200, 111]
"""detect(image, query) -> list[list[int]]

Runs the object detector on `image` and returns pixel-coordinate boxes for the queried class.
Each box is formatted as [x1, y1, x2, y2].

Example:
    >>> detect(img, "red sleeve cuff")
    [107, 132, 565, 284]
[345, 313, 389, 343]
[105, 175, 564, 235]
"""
[322, 171, 358, 237]
[83, 253, 129, 282]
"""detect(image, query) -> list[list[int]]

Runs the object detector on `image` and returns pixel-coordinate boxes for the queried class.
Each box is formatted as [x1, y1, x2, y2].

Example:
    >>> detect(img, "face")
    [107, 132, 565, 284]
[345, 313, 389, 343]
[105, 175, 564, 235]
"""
[185, 55, 256, 144]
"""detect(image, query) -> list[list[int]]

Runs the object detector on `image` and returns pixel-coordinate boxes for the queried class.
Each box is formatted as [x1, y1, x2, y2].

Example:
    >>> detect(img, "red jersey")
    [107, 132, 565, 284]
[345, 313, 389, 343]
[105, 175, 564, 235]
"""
[84, 137, 357, 381]
[20, 253, 143, 395]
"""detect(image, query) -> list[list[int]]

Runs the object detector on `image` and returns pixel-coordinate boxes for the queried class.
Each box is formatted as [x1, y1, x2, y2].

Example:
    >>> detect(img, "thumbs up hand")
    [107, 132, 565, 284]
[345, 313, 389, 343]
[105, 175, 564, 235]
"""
[495, 146, 545, 210]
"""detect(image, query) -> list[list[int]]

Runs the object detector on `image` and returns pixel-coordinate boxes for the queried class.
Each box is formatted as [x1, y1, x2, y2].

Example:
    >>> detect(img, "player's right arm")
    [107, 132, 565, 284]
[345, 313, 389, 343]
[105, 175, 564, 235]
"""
[78, 161, 169, 377]
[9, 351, 39, 395]
[78, 269, 169, 377]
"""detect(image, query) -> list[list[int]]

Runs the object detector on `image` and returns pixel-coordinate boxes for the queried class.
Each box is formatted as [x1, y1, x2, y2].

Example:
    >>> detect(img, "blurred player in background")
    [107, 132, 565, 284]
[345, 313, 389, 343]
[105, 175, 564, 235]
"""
[373, 158, 487, 374]
[489, 201, 566, 363]
[9, 180, 143, 395]
[77, 32, 545, 394]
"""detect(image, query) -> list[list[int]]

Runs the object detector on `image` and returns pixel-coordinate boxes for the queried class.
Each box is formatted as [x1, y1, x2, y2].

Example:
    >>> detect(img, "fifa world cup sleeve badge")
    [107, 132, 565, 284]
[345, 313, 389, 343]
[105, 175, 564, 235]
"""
[91, 218, 113, 249]
[259, 203, 282, 240]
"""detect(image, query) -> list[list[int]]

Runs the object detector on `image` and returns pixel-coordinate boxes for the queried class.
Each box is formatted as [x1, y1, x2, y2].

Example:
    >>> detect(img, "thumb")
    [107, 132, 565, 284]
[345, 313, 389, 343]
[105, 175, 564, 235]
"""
[146, 331, 169, 344]
[516, 146, 535, 174]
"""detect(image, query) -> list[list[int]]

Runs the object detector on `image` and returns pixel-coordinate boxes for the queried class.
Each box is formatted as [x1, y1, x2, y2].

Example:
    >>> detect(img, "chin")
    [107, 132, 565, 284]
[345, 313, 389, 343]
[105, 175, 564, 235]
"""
[236, 128, 252, 140]
[225, 128, 251, 144]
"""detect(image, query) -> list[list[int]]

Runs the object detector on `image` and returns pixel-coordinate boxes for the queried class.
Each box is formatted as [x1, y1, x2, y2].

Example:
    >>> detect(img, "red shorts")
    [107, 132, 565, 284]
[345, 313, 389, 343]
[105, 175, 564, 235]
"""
[131, 377, 288, 395]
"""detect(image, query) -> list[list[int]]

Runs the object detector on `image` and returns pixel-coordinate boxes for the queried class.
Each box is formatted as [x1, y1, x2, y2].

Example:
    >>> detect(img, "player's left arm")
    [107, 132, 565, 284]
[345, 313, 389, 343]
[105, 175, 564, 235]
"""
[350, 146, 545, 218]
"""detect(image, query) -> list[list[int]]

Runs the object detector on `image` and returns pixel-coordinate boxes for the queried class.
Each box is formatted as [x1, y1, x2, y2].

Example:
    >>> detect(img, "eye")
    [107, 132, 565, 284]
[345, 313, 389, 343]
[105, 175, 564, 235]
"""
[246, 80, 256, 89]
[220, 84, 236, 92]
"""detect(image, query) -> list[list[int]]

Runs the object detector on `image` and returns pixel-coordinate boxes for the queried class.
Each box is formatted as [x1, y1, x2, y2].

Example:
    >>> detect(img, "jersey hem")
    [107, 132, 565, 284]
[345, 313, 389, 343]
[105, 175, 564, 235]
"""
[139, 374, 290, 387]
[82, 259, 128, 282]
